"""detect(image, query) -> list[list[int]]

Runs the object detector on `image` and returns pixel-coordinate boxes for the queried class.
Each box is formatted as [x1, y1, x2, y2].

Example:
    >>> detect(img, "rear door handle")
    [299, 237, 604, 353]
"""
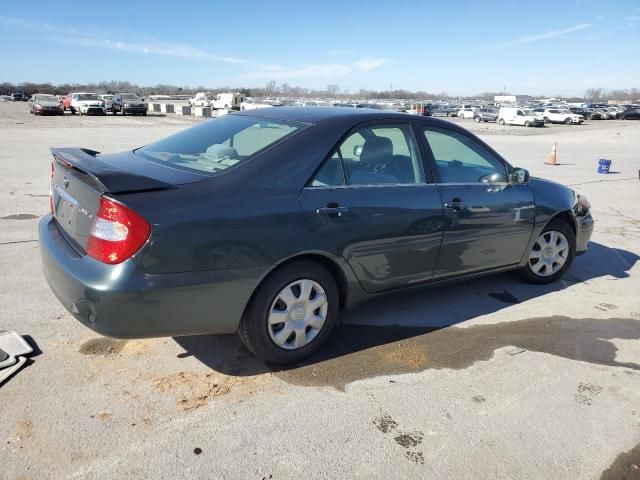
[444, 199, 467, 211]
[316, 206, 349, 217]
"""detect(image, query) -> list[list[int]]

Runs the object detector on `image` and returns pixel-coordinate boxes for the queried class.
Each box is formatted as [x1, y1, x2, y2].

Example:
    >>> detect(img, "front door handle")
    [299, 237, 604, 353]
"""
[444, 199, 467, 211]
[316, 205, 349, 217]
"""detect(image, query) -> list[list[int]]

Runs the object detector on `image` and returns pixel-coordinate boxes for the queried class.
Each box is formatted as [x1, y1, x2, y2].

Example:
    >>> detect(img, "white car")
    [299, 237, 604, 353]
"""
[211, 92, 244, 110]
[240, 98, 273, 111]
[543, 108, 583, 124]
[189, 92, 213, 107]
[457, 105, 477, 119]
[100, 94, 113, 111]
[70, 93, 106, 115]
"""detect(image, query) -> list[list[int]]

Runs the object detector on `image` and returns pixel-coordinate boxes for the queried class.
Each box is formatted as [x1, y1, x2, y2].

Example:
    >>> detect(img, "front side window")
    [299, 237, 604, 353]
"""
[136, 114, 305, 175]
[422, 127, 508, 184]
[310, 124, 424, 187]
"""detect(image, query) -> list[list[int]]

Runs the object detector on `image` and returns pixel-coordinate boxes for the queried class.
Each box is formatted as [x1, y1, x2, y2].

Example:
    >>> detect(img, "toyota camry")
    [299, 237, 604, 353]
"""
[39, 107, 594, 363]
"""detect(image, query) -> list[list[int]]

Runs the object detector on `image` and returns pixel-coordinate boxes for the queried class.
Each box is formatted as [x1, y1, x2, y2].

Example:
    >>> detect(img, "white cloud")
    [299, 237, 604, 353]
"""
[496, 23, 592, 47]
[352, 57, 387, 71]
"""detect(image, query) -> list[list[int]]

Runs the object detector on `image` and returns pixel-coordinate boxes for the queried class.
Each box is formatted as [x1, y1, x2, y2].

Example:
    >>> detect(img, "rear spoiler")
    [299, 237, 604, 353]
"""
[51, 148, 174, 194]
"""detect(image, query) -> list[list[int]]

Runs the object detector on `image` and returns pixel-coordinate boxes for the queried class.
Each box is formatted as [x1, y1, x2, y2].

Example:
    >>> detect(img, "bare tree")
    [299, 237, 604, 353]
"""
[265, 80, 277, 97]
[326, 84, 340, 96]
[585, 88, 603, 101]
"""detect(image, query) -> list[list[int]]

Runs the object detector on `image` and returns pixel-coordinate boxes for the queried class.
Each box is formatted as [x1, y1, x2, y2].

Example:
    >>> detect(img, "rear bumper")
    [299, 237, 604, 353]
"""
[39, 215, 263, 338]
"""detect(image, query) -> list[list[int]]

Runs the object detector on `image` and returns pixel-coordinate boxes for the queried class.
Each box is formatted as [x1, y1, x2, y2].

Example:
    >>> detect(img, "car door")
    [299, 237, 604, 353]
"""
[418, 124, 535, 278]
[300, 121, 444, 293]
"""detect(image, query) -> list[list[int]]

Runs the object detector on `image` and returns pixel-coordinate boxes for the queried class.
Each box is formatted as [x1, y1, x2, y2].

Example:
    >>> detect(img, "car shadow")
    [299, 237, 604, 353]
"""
[173, 241, 639, 377]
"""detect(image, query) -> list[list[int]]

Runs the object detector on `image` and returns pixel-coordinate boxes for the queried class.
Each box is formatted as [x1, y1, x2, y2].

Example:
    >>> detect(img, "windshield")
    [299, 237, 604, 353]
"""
[136, 114, 306, 175]
[122, 94, 139, 100]
[35, 95, 58, 102]
[78, 94, 99, 101]
[102, 95, 113, 100]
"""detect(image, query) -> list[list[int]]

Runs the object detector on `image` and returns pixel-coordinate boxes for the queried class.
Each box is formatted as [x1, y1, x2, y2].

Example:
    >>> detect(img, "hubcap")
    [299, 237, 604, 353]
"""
[267, 279, 328, 350]
[528, 230, 569, 277]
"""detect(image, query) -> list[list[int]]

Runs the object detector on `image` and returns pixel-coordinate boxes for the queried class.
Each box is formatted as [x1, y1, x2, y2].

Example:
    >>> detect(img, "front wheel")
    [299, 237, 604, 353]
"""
[564, 117, 572, 125]
[519, 219, 576, 284]
[524, 121, 531, 127]
[474, 116, 481, 122]
[238, 261, 339, 364]
[498, 118, 505, 125]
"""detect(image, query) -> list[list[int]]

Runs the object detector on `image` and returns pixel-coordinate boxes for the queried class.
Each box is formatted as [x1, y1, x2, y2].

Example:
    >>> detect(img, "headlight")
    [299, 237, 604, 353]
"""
[124, 103, 130, 107]
[576, 194, 591, 215]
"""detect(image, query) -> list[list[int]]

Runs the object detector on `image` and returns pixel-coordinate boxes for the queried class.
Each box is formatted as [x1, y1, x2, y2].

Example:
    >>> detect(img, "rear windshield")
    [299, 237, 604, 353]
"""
[136, 114, 305, 175]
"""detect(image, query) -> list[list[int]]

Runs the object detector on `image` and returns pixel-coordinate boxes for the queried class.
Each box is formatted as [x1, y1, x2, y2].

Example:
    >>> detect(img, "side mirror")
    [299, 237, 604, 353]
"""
[353, 145, 363, 157]
[511, 168, 530, 184]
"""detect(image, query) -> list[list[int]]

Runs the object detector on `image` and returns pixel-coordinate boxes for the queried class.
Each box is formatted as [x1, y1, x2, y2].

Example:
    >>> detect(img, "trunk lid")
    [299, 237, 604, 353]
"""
[51, 148, 206, 251]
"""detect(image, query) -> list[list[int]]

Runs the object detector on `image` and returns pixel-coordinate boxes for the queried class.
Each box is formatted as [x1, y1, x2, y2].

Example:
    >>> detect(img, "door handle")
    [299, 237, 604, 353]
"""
[444, 199, 467, 211]
[316, 205, 349, 217]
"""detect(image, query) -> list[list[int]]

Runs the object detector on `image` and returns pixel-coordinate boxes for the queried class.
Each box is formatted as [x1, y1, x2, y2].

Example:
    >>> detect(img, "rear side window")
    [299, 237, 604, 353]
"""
[310, 124, 424, 187]
[136, 115, 305, 175]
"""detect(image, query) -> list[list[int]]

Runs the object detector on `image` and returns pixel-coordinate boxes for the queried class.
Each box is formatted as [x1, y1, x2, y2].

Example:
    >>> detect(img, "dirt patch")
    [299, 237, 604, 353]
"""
[275, 316, 640, 390]
[79, 338, 127, 356]
[15, 419, 34, 440]
[151, 371, 234, 410]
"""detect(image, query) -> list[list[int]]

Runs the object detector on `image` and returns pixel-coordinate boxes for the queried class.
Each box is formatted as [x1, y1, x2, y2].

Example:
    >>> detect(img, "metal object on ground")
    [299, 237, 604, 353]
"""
[0, 331, 34, 385]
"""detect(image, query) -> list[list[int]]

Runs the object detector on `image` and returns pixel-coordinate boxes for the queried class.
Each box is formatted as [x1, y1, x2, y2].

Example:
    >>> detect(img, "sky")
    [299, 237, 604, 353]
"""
[1, 0, 639, 96]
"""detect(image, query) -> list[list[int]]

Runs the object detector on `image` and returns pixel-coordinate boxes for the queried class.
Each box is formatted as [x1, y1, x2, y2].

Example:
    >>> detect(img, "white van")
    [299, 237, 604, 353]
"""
[212, 92, 245, 110]
[498, 107, 544, 127]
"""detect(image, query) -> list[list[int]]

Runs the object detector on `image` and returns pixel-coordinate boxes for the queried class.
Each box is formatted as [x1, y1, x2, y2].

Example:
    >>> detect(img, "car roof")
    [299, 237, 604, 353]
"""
[233, 106, 434, 125]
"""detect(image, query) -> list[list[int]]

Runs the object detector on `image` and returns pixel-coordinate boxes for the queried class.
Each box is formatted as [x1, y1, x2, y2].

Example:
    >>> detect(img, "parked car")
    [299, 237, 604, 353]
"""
[584, 108, 605, 120]
[189, 92, 214, 107]
[541, 108, 583, 125]
[10, 91, 27, 102]
[473, 107, 498, 122]
[619, 108, 640, 120]
[240, 97, 273, 111]
[68, 93, 106, 115]
[457, 105, 477, 119]
[498, 107, 544, 127]
[40, 107, 593, 364]
[100, 94, 114, 111]
[568, 107, 593, 120]
[431, 105, 456, 117]
[111, 93, 147, 115]
[28, 94, 63, 115]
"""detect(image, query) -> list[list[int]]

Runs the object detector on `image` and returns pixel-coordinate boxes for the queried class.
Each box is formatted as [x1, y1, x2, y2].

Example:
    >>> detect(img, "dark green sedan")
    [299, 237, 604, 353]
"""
[39, 107, 594, 363]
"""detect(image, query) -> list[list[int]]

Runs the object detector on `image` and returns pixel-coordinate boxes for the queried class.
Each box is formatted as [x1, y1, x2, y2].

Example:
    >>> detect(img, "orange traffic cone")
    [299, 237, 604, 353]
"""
[545, 142, 558, 165]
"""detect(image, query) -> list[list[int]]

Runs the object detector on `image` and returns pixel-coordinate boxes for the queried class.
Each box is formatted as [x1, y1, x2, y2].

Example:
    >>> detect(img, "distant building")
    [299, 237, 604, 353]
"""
[494, 95, 532, 104]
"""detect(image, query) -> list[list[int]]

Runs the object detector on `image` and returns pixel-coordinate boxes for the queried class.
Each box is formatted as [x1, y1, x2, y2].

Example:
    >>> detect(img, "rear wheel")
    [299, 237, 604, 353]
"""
[520, 219, 575, 284]
[543, 117, 550, 124]
[474, 116, 481, 122]
[524, 121, 531, 127]
[238, 261, 339, 364]
[498, 118, 505, 125]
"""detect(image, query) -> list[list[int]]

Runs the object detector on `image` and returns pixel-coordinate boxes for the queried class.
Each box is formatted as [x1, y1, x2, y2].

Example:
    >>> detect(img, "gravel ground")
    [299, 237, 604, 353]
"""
[1, 101, 639, 480]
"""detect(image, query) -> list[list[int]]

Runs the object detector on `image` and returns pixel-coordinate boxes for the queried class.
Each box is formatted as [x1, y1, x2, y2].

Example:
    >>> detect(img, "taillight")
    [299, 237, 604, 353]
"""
[87, 197, 150, 264]
[49, 161, 54, 214]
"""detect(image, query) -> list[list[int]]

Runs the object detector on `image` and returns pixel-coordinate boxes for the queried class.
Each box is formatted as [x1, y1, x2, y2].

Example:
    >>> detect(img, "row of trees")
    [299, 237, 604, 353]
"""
[2, 81, 638, 102]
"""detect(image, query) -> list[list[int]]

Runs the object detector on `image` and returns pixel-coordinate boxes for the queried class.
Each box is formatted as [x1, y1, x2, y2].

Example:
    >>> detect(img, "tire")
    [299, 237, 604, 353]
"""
[524, 121, 531, 127]
[474, 116, 481, 122]
[519, 219, 576, 284]
[121, 107, 126, 116]
[498, 118, 505, 125]
[238, 261, 339, 364]
[142, 111, 147, 116]
[564, 117, 572, 125]
[543, 117, 550, 124]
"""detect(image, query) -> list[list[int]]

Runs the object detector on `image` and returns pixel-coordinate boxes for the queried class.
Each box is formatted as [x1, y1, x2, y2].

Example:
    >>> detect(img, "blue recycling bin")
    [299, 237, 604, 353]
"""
[598, 159, 612, 174]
